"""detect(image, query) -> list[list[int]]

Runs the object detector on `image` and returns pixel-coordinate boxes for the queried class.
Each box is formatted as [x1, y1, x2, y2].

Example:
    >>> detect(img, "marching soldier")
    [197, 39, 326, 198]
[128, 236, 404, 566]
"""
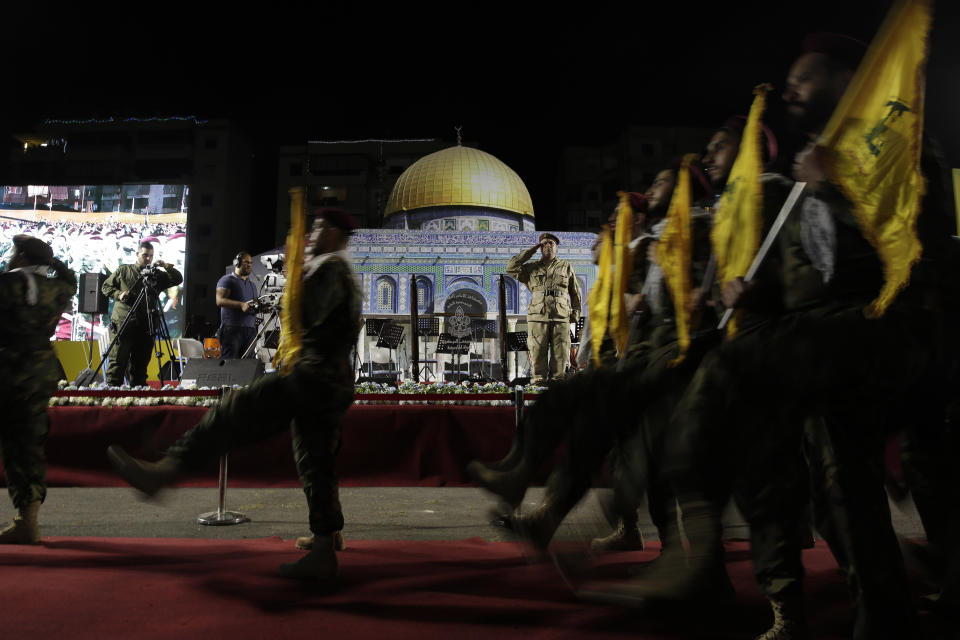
[107, 208, 361, 581]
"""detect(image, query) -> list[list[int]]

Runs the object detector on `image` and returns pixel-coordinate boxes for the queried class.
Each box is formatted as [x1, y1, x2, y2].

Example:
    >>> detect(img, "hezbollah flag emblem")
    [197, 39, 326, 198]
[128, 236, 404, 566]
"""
[817, 0, 932, 317]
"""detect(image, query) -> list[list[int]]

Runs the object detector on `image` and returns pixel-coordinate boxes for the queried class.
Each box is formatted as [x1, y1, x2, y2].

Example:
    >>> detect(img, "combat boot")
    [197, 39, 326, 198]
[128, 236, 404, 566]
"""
[107, 446, 183, 496]
[590, 517, 644, 553]
[279, 535, 338, 580]
[295, 531, 345, 551]
[755, 594, 809, 640]
[0, 501, 41, 545]
[578, 500, 731, 604]
[466, 460, 533, 509]
[512, 501, 563, 551]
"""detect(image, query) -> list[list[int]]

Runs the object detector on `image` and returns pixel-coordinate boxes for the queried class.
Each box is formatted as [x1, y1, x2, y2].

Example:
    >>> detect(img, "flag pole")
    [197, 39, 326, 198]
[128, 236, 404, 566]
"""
[717, 181, 806, 330]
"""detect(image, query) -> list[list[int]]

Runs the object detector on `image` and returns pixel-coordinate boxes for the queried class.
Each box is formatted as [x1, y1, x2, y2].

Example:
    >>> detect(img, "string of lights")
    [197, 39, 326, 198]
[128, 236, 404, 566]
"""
[41, 116, 209, 126]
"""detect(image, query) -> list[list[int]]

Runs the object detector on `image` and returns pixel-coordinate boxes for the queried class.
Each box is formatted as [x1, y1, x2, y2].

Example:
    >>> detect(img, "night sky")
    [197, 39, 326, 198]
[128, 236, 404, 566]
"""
[3, 1, 958, 232]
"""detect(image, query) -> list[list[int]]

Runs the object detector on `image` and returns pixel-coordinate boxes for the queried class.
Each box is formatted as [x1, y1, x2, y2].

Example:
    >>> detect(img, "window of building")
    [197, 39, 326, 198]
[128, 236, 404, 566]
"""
[416, 278, 433, 312]
[502, 276, 518, 313]
[376, 276, 397, 312]
[289, 162, 302, 177]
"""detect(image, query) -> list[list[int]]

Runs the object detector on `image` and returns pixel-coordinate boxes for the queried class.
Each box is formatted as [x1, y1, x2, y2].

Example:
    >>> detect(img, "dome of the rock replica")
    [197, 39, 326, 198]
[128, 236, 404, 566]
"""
[383, 145, 536, 231]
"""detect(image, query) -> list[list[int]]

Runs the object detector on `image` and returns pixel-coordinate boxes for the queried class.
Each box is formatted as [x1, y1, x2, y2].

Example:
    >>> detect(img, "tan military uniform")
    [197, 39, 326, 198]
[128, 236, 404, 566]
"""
[507, 246, 582, 383]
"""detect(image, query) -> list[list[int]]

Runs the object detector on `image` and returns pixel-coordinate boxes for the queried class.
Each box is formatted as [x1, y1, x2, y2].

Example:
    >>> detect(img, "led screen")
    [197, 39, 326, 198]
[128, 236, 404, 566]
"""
[0, 184, 188, 339]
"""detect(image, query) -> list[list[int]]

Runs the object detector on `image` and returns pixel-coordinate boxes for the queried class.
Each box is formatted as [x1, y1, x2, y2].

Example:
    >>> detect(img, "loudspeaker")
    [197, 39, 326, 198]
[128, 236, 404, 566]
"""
[78, 272, 109, 314]
[180, 358, 266, 387]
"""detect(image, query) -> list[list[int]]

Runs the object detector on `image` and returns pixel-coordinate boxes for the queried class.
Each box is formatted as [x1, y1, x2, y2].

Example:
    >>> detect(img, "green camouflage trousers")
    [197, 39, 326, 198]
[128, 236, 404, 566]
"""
[0, 348, 59, 510]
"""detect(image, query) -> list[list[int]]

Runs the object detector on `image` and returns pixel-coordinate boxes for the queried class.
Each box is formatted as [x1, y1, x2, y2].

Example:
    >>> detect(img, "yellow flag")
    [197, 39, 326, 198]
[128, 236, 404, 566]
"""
[657, 154, 696, 365]
[588, 225, 613, 367]
[710, 84, 771, 337]
[817, 0, 931, 317]
[610, 192, 634, 355]
[274, 187, 307, 373]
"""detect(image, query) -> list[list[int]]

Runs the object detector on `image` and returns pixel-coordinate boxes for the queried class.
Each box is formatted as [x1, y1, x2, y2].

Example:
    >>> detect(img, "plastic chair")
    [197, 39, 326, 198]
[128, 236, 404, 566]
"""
[176, 338, 205, 368]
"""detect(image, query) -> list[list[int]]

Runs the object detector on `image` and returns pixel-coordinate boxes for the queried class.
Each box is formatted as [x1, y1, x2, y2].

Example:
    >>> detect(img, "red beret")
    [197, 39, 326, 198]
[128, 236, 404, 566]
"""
[315, 207, 357, 233]
[802, 32, 867, 71]
[720, 115, 779, 165]
[627, 192, 648, 214]
[669, 157, 714, 202]
[12, 234, 53, 265]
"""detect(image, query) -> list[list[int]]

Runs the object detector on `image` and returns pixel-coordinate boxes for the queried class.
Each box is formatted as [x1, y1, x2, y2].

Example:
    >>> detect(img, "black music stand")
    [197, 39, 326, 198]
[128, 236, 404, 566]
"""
[506, 331, 528, 383]
[469, 319, 497, 380]
[365, 318, 390, 337]
[570, 316, 585, 344]
[436, 332, 470, 383]
[367, 322, 404, 383]
[416, 317, 440, 380]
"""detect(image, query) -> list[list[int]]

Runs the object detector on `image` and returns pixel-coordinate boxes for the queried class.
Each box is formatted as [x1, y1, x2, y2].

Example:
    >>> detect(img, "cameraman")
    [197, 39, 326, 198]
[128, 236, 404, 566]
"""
[215, 251, 258, 358]
[101, 241, 183, 386]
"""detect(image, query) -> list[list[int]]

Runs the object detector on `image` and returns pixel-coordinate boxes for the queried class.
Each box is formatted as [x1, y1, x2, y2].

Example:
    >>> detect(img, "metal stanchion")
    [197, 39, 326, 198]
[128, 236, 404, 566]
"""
[513, 386, 524, 428]
[197, 387, 249, 526]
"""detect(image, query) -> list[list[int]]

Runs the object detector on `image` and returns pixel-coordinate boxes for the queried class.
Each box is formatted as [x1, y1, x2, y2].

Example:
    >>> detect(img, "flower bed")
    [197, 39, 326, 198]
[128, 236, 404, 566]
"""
[51, 379, 544, 407]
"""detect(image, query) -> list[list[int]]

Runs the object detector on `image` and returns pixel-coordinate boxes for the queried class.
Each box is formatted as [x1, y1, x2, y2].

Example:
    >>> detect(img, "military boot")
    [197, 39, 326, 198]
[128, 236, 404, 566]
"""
[466, 459, 534, 509]
[0, 501, 41, 545]
[106, 446, 182, 497]
[590, 517, 644, 553]
[754, 594, 809, 640]
[279, 535, 338, 580]
[512, 501, 563, 551]
[295, 531, 345, 551]
[578, 500, 731, 604]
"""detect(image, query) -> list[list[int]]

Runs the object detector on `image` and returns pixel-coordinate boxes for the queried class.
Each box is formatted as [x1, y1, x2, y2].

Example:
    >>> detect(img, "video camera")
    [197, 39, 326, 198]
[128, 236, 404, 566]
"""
[136, 263, 164, 294]
[260, 254, 284, 273]
[260, 253, 286, 293]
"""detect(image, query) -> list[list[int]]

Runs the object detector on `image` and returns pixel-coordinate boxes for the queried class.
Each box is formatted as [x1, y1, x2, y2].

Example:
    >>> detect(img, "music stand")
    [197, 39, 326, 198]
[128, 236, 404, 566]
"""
[365, 318, 390, 337]
[506, 331, 528, 382]
[571, 316, 585, 344]
[469, 319, 497, 380]
[436, 332, 470, 382]
[417, 317, 440, 336]
[417, 317, 440, 380]
[372, 322, 404, 382]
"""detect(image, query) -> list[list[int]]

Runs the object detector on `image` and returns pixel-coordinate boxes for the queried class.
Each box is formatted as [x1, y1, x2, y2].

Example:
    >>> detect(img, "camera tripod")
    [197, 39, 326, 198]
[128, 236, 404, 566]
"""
[86, 272, 177, 386]
[241, 297, 282, 360]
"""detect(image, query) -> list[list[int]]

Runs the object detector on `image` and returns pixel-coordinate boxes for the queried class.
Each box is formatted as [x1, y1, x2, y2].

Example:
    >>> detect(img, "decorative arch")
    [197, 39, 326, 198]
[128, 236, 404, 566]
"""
[375, 275, 397, 312]
[415, 276, 434, 313]
[500, 275, 519, 313]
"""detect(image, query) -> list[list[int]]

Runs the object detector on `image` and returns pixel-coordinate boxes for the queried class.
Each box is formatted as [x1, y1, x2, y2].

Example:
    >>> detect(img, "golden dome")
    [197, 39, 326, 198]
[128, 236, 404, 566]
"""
[385, 145, 535, 218]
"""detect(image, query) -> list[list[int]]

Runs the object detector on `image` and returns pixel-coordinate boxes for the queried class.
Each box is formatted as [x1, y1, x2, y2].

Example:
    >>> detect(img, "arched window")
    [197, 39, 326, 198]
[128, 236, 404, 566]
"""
[376, 276, 397, 312]
[416, 277, 432, 313]
[502, 276, 518, 313]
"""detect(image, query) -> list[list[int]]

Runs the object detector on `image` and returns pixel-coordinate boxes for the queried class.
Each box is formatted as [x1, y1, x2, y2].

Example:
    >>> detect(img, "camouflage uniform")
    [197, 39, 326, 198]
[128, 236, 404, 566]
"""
[165, 254, 361, 536]
[101, 263, 183, 386]
[0, 263, 76, 510]
[507, 247, 581, 382]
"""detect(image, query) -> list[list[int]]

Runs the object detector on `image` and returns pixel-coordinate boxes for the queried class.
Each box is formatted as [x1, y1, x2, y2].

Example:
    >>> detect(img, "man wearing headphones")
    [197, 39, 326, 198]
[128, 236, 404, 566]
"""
[215, 252, 258, 358]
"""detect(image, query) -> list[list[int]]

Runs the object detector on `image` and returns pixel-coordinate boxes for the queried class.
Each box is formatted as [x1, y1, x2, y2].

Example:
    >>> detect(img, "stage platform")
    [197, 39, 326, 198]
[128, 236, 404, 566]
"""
[39, 403, 519, 488]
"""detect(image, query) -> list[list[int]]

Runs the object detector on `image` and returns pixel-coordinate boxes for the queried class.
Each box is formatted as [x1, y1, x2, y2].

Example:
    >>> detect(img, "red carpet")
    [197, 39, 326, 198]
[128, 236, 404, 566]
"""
[0, 539, 944, 639]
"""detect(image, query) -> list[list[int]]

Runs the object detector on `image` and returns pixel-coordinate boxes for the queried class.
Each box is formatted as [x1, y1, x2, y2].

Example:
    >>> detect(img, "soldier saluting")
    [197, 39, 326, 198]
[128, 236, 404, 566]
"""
[507, 233, 581, 384]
